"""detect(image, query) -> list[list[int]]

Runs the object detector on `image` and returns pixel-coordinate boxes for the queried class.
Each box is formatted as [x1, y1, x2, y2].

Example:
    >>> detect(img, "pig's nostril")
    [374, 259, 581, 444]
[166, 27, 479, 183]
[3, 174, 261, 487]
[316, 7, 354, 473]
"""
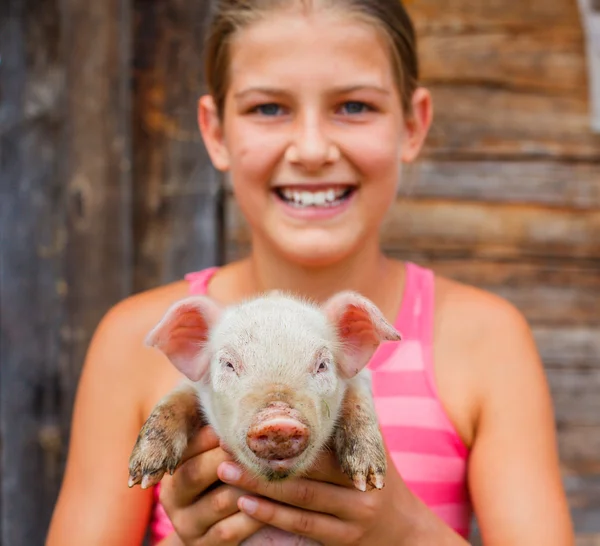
[258, 435, 268, 442]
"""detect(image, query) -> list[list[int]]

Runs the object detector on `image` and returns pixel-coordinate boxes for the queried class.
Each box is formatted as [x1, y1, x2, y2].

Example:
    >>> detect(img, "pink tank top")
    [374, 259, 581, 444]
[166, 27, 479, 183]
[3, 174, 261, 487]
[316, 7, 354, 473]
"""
[148, 262, 472, 542]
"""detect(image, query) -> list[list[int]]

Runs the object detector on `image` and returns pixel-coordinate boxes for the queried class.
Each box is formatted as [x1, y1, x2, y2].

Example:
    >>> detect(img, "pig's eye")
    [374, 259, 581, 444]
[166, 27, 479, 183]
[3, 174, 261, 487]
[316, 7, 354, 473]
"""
[224, 361, 235, 372]
[317, 361, 328, 373]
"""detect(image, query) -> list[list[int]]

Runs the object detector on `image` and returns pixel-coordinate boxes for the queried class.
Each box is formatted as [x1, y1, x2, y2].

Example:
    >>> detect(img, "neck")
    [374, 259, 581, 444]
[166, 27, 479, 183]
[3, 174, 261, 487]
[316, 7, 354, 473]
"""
[244, 235, 395, 305]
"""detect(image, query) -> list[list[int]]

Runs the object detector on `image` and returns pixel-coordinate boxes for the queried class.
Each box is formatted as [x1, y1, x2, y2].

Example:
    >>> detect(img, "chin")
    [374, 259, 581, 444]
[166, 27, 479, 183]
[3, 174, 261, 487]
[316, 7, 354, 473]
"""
[275, 237, 358, 268]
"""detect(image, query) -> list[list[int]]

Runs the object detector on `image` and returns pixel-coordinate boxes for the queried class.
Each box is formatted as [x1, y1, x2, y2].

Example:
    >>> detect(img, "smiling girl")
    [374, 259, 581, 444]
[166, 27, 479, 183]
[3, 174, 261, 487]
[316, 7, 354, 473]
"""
[47, 1, 574, 545]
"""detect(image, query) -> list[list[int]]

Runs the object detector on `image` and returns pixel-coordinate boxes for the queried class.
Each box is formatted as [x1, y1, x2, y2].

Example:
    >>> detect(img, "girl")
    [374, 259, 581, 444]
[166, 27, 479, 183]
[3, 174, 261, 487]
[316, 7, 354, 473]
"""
[47, 1, 575, 544]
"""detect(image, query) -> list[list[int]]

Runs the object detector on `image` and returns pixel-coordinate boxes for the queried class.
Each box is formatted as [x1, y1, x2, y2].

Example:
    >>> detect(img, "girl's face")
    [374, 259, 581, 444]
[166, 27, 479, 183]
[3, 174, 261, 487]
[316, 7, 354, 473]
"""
[199, 10, 431, 267]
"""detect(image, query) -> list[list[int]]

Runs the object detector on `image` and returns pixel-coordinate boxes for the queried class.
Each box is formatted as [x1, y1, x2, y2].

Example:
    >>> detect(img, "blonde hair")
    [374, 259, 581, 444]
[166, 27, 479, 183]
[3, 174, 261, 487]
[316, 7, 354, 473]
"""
[204, 0, 419, 117]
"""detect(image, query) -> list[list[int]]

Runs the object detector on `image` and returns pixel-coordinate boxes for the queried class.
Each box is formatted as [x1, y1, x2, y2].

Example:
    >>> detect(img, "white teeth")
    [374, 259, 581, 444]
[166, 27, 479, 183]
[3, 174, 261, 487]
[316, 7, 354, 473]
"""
[277, 187, 351, 207]
[301, 191, 314, 206]
[314, 192, 326, 205]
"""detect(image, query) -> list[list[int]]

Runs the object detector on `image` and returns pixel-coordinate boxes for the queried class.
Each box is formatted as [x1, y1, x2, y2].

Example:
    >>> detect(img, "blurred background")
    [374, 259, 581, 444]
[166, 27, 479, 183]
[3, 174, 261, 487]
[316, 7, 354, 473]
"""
[1, 0, 599, 544]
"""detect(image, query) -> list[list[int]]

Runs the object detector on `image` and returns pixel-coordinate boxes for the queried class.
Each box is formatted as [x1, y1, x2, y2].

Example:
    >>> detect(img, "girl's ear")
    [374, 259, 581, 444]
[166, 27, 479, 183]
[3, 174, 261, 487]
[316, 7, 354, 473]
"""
[401, 87, 433, 163]
[198, 95, 230, 171]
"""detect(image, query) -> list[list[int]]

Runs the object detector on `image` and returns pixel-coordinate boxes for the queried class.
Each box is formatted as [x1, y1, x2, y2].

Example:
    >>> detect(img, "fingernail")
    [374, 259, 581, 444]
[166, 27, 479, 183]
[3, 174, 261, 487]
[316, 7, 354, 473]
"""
[220, 462, 241, 482]
[239, 497, 258, 514]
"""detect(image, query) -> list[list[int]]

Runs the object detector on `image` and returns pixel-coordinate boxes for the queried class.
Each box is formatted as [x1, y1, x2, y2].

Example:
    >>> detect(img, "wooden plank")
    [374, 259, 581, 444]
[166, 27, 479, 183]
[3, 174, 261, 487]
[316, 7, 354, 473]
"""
[423, 85, 600, 160]
[419, 29, 586, 95]
[533, 327, 600, 368]
[401, 159, 600, 209]
[418, 260, 600, 327]
[380, 199, 600, 260]
[577, 0, 600, 132]
[564, 472, 600, 537]
[132, 0, 221, 292]
[577, 535, 600, 545]
[62, 0, 133, 404]
[406, 0, 581, 33]
[0, 1, 67, 544]
[549, 369, 600, 426]
[559, 426, 600, 471]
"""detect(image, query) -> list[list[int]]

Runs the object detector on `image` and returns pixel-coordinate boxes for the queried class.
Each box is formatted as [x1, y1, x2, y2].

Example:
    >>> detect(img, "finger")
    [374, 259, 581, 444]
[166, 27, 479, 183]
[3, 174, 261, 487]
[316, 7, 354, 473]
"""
[180, 425, 220, 463]
[200, 511, 266, 546]
[218, 462, 360, 519]
[237, 495, 351, 544]
[163, 446, 232, 508]
[171, 484, 249, 540]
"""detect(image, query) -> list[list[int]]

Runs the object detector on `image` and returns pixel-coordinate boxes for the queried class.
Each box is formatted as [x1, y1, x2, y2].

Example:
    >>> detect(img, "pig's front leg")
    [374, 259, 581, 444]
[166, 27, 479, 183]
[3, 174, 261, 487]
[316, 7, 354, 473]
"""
[333, 371, 387, 492]
[128, 382, 205, 489]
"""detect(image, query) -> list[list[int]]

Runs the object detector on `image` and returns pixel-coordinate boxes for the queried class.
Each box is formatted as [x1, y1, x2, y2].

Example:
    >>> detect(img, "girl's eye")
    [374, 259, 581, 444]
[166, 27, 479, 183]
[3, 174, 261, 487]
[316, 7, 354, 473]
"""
[253, 103, 284, 116]
[317, 361, 328, 373]
[339, 101, 371, 115]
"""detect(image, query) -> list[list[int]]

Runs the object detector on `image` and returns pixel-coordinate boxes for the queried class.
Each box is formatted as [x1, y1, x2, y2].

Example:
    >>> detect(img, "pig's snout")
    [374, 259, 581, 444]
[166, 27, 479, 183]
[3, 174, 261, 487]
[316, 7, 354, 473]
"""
[247, 403, 310, 461]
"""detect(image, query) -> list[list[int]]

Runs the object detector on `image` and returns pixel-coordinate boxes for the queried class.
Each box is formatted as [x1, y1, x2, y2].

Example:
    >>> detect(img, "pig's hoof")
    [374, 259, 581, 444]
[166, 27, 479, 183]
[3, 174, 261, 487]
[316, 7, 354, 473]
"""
[127, 424, 186, 489]
[335, 427, 387, 492]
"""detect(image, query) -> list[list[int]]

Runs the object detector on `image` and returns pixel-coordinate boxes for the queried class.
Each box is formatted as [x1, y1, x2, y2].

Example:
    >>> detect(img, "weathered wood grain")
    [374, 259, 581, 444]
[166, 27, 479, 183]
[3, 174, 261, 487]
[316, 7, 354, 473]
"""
[533, 327, 600, 368]
[407, 0, 600, 160]
[381, 199, 600, 260]
[559, 427, 600, 472]
[61, 0, 132, 423]
[418, 29, 586, 95]
[576, 535, 600, 545]
[549, 369, 600, 425]
[0, 1, 67, 544]
[406, 0, 581, 33]
[132, 0, 221, 292]
[423, 85, 600, 159]
[418, 259, 600, 326]
[400, 159, 600, 209]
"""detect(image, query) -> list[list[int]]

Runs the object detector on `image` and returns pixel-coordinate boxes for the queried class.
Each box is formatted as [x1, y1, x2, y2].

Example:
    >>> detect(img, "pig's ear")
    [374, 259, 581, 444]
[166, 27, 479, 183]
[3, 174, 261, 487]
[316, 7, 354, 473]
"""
[323, 291, 401, 378]
[145, 296, 223, 382]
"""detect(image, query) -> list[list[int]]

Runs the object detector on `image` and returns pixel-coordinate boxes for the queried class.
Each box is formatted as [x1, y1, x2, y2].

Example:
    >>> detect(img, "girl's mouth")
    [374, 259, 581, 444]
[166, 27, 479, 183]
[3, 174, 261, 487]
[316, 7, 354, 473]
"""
[273, 185, 356, 209]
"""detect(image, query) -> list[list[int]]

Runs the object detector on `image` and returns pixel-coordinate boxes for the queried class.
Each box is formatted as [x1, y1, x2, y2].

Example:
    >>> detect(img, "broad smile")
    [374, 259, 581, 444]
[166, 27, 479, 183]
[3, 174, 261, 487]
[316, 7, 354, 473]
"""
[273, 185, 357, 209]
[271, 184, 357, 220]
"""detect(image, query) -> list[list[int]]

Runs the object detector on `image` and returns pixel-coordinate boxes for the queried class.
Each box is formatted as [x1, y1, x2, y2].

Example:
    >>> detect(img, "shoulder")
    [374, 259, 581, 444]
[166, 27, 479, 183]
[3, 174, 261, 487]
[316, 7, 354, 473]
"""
[99, 280, 191, 338]
[434, 273, 534, 355]
[431, 273, 546, 446]
[83, 279, 193, 413]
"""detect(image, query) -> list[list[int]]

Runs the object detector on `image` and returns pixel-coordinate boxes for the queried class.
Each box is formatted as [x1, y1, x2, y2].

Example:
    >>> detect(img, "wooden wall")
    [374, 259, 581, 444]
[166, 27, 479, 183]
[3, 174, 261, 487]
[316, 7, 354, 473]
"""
[0, 0, 598, 544]
[0, 1, 219, 544]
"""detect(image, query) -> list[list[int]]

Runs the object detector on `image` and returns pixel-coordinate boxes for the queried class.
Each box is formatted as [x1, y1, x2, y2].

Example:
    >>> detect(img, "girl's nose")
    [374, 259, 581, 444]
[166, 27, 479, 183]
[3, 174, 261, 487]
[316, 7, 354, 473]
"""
[285, 115, 340, 170]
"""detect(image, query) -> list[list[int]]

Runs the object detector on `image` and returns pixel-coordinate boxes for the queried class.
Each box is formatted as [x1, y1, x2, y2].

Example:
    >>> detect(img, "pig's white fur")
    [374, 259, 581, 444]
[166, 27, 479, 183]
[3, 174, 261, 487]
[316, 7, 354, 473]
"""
[184, 292, 353, 479]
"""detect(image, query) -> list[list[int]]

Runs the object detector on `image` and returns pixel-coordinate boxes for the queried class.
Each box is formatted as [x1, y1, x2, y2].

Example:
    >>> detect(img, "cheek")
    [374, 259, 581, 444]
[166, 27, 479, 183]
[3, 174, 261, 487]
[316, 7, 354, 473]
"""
[342, 119, 403, 177]
[226, 121, 286, 181]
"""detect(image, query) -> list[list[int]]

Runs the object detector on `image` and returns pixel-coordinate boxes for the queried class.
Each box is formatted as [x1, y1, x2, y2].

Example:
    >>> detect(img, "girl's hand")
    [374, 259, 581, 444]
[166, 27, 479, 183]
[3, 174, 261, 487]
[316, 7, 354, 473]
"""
[215, 450, 404, 545]
[158, 425, 265, 546]
[217, 450, 468, 546]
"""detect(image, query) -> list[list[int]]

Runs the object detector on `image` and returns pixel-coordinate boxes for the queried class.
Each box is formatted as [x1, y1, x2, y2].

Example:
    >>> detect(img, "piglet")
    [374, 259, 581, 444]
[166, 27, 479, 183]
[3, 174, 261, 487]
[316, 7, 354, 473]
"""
[128, 290, 401, 545]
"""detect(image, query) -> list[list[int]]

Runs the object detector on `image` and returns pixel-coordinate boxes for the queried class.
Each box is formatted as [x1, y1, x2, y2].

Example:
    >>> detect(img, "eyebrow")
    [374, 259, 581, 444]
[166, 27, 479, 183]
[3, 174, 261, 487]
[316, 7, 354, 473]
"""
[233, 84, 390, 99]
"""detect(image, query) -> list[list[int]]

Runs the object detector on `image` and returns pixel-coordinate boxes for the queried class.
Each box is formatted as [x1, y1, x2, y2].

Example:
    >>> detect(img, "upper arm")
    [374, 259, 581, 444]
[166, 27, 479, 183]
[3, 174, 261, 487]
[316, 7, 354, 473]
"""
[46, 296, 175, 546]
[467, 300, 574, 545]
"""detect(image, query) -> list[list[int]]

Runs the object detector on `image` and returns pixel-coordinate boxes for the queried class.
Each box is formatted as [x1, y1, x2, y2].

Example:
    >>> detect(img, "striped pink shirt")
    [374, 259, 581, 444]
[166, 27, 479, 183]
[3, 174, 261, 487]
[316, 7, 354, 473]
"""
[148, 262, 471, 542]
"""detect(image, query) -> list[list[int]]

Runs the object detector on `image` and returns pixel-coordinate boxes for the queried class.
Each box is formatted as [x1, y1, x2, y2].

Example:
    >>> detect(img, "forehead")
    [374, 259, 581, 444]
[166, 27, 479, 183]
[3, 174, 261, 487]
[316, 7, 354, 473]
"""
[228, 10, 396, 94]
